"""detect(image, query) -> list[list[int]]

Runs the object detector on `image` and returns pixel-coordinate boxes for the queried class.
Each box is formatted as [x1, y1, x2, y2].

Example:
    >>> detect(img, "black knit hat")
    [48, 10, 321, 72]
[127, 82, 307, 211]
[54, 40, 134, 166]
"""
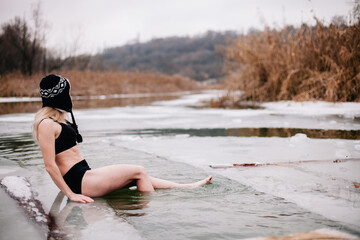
[40, 74, 72, 111]
[40, 74, 83, 143]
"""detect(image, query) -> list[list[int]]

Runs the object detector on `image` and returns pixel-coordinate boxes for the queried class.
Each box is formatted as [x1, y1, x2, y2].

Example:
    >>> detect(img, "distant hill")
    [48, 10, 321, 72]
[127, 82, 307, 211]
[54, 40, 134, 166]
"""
[101, 31, 238, 81]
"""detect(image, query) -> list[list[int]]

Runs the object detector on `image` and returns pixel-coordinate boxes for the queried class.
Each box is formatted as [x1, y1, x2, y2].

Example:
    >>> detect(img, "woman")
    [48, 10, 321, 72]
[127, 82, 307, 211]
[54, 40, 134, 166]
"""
[34, 74, 212, 203]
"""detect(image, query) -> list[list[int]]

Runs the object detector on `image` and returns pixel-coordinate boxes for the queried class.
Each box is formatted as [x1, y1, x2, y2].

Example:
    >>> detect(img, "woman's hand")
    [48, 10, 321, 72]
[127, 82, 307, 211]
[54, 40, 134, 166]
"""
[68, 193, 94, 203]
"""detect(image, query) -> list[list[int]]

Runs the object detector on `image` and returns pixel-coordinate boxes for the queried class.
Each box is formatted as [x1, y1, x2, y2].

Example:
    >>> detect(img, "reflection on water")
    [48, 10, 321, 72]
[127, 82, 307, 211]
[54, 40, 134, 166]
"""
[49, 190, 150, 239]
[47, 176, 357, 240]
[73, 95, 178, 110]
[104, 188, 150, 217]
[0, 95, 180, 114]
[0, 133, 36, 153]
[125, 127, 360, 140]
[0, 101, 42, 115]
[120, 176, 359, 240]
[0, 133, 41, 168]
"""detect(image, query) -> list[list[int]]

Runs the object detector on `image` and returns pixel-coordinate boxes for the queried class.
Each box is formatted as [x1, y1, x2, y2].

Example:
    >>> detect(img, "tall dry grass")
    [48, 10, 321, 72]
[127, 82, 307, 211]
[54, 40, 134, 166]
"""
[222, 20, 360, 103]
[0, 70, 200, 97]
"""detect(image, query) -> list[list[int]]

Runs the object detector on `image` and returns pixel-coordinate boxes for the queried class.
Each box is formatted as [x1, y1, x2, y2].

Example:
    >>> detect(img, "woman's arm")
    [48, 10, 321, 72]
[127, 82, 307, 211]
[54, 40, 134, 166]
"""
[38, 119, 93, 203]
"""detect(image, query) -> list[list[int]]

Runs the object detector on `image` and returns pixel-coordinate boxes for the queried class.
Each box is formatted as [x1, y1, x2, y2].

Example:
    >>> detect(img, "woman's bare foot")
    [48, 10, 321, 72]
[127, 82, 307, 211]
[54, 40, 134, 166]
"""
[182, 176, 212, 189]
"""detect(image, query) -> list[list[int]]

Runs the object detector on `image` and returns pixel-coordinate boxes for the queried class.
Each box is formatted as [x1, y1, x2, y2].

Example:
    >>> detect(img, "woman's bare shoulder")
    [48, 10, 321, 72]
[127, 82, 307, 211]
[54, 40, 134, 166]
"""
[37, 118, 61, 142]
[38, 118, 57, 131]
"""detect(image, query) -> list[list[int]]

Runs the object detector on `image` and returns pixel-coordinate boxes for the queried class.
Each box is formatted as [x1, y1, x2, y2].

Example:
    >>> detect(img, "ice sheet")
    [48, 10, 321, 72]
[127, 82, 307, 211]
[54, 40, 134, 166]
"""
[1, 91, 360, 131]
[1, 90, 360, 238]
[115, 134, 360, 227]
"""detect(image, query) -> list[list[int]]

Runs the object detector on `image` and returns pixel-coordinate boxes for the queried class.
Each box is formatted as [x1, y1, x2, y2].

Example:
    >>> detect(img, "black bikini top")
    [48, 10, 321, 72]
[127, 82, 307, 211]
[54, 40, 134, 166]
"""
[55, 121, 77, 154]
[40, 118, 77, 154]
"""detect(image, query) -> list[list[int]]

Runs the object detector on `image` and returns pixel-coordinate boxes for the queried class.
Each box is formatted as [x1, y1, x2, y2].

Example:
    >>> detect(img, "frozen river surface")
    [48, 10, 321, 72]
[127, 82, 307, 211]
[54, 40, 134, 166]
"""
[0, 91, 360, 239]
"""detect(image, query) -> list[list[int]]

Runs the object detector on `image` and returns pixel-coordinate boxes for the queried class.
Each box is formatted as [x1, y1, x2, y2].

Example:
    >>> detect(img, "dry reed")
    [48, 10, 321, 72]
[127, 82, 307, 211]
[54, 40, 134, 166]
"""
[0, 70, 200, 97]
[221, 20, 360, 104]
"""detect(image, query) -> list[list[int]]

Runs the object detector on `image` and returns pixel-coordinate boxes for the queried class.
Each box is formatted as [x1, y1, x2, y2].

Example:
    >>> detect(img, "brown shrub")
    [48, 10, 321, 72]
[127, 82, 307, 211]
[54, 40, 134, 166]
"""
[0, 70, 200, 97]
[222, 20, 360, 103]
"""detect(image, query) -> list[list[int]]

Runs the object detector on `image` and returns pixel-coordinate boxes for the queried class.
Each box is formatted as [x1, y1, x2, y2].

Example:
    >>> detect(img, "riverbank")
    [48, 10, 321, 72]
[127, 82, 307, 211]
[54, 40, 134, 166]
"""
[0, 91, 197, 114]
[0, 70, 201, 98]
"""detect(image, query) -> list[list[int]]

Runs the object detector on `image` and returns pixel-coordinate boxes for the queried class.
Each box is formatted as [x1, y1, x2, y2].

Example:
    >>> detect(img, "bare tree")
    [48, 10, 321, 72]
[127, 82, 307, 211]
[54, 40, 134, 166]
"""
[354, 0, 360, 21]
[0, 17, 31, 74]
[31, 1, 47, 73]
[0, 2, 46, 75]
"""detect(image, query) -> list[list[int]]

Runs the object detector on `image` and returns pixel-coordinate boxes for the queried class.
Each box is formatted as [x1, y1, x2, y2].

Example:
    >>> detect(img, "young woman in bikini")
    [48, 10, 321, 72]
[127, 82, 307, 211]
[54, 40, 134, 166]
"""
[33, 74, 212, 203]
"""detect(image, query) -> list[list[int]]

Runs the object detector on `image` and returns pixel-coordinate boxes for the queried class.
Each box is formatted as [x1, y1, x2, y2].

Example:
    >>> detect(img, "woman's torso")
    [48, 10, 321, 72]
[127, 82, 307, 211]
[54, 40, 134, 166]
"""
[55, 146, 84, 176]
[53, 121, 84, 175]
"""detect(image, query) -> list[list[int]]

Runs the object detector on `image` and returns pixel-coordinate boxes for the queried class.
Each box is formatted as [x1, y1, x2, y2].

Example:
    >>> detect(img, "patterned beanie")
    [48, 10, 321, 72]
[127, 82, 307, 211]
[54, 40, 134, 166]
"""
[40, 74, 83, 143]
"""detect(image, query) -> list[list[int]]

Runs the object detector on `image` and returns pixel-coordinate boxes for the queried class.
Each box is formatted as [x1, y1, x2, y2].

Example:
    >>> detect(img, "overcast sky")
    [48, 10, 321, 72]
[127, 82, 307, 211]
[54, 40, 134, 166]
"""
[0, 0, 354, 54]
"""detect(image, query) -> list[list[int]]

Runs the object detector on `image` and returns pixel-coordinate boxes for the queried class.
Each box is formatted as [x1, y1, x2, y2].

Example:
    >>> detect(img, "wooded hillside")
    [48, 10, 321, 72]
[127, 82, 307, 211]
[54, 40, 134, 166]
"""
[101, 31, 238, 81]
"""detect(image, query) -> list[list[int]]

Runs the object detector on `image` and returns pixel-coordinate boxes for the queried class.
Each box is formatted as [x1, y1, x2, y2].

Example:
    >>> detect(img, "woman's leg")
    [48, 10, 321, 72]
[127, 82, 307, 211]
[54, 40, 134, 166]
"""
[81, 164, 212, 197]
[82, 165, 154, 197]
[149, 176, 212, 189]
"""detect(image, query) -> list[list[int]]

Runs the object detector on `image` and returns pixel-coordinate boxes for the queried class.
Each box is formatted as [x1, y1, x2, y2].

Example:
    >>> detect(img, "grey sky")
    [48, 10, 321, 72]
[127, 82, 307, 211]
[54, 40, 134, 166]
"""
[0, 0, 354, 54]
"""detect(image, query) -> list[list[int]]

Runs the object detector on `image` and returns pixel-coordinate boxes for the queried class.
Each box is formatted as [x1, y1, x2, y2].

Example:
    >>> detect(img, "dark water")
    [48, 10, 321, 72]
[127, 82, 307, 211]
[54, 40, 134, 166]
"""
[0, 95, 180, 114]
[124, 127, 360, 140]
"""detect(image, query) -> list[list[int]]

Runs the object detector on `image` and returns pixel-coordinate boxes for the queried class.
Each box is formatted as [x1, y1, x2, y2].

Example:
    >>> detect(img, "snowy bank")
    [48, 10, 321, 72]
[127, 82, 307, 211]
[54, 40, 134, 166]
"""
[0, 176, 63, 239]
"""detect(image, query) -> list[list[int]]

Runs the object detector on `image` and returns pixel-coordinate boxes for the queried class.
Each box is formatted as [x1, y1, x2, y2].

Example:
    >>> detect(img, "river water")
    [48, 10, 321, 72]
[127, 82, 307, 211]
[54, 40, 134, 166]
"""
[0, 91, 359, 239]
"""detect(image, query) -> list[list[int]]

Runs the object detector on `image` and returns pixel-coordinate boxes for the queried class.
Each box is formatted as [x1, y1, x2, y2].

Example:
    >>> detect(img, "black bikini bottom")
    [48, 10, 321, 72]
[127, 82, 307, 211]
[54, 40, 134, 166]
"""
[63, 160, 91, 194]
